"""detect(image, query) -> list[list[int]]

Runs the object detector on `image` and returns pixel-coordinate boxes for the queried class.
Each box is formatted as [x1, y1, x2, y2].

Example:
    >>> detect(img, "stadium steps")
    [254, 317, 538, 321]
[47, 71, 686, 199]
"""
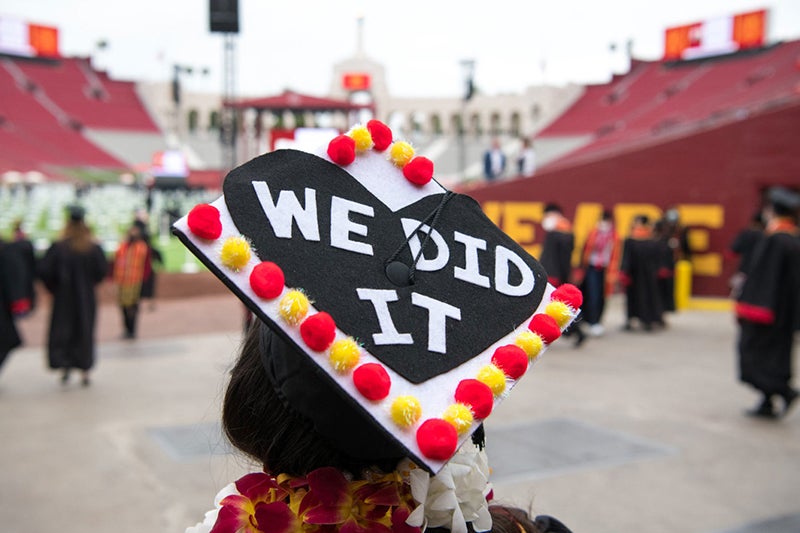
[536, 40, 800, 170]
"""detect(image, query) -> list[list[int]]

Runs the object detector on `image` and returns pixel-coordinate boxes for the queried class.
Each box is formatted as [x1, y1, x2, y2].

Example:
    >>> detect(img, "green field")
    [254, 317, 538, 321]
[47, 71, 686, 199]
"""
[153, 235, 206, 273]
[1, 183, 216, 273]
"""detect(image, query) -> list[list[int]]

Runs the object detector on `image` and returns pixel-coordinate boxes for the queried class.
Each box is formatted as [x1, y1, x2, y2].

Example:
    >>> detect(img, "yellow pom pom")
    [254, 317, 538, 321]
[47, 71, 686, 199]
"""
[219, 235, 252, 271]
[279, 290, 309, 325]
[390, 395, 422, 428]
[515, 331, 544, 360]
[329, 338, 361, 374]
[349, 125, 373, 152]
[477, 364, 506, 396]
[442, 403, 474, 435]
[545, 300, 573, 328]
[389, 141, 414, 167]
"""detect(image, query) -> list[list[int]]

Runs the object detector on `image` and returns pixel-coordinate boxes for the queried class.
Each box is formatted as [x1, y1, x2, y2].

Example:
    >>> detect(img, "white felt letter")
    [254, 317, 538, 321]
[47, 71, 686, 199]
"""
[453, 231, 490, 288]
[400, 218, 449, 271]
[411, 293, 461, 354]
[494, 245, 535, 296]
[252, 182, 320, 241]
[357, 288, 413, 345]
[330, 196, 374, 256]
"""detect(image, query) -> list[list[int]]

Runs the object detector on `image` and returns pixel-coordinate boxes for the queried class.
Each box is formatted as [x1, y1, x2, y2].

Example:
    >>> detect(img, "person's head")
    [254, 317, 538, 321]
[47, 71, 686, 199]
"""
[68, 204, 85, 223]
[543, 203, 562, 216]
[664, 208, 680, 225]
[764, 186, 800, 223]
[223, 321, 405, 477]
[596, 210, 613, 231]
[633, 214, 649, 228]
[62, 206, 93, 252]
[541, 203, 564, 232]
[127, 223, 143, 242]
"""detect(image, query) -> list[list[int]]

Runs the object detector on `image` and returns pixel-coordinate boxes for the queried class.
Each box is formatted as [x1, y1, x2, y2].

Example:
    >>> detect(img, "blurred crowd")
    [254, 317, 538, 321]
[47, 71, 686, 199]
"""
[0, 201, 164, 386]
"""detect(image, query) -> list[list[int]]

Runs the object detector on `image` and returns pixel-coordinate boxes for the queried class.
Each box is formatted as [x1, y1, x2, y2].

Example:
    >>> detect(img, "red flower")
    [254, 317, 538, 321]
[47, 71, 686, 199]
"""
[211, 469, 420, 533]
[211, 473, 297, 533]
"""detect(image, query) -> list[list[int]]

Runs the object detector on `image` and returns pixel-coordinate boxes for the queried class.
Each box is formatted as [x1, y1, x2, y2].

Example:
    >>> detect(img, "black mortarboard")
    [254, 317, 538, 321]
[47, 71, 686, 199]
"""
[67, 204, 86, 222]
[172, 121, 581, 473]
[767, 186, 800, 212]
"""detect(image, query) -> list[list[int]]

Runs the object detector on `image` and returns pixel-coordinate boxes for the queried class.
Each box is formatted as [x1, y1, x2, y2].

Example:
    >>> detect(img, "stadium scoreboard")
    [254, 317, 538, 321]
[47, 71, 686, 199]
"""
[0, 16, 59, 59]
[664, 9, 767, 61]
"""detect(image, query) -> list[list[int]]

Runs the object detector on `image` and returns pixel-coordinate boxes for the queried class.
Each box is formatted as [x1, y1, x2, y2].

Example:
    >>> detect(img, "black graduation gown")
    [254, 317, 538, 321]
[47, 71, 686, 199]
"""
[38, 241, 108, 371]
[0, 241, 27, 367]
[620, 237, 664, 326]
[9, 238, 37, 311]
[735, 229, 800, 396]
[540, 230, 574, 287]
[729, 227, 763, 274]
[655, 237, 675, 313]
[140, 244, 162, 299]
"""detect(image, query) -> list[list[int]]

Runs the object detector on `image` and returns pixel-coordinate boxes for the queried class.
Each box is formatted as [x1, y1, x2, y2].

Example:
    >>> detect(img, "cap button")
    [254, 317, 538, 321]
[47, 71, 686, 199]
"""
[385, 261, 412, 287]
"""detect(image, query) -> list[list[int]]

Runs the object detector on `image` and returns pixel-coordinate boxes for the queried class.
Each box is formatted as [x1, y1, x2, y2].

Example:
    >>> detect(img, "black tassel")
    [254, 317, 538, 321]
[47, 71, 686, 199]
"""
[471, 423, 485, 450]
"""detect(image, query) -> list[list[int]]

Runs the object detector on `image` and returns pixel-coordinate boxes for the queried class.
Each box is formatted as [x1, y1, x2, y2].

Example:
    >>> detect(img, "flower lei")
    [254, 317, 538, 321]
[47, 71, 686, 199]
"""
[186, 445, 492, 533]
[402, 444, 492, 533]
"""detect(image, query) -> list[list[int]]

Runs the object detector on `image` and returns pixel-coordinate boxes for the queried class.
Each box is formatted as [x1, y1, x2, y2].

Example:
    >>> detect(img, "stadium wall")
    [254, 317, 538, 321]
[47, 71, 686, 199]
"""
[465, 101, 800, 297]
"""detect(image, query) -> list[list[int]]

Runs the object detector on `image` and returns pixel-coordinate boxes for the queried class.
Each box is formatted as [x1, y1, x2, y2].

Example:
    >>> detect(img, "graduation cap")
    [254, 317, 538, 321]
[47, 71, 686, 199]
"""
[67, 204, 86, 222]
[767, 186, 800, 213]
[172, 121, 581, 473]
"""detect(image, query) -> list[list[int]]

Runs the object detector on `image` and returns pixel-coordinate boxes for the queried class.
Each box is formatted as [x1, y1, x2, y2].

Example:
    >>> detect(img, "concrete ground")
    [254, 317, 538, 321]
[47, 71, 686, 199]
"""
[1, 292, 798, 533]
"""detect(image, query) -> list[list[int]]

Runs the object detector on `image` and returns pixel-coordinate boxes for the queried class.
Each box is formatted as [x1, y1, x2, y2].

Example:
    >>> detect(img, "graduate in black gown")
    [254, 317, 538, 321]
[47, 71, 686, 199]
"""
[727, 211, 765, 299]
[540, 203, 586, 346]
[652, 219, 676, 316]
[0, 237, 31, 372]
[9, 220, 37, 312]
[735, 187, 800, 418]
[38, 206, 109, 387]
[619, 215, 664, 331]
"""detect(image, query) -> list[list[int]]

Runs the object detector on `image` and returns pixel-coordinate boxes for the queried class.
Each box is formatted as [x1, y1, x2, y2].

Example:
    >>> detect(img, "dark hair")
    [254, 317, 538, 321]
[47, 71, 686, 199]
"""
[543, 203, 562, 214]
[222, 321, 401, 477]
[61, 219, 94, 253]
[490, 506, 536, 533]
[222, 322, 568, 532]
[772, 202, 797, 218]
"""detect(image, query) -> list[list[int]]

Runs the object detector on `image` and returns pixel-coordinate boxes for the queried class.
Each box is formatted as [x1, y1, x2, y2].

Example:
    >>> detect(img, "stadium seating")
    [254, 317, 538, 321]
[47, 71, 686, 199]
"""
[537, 40, 800, 169]
[0, 56, 159, 178]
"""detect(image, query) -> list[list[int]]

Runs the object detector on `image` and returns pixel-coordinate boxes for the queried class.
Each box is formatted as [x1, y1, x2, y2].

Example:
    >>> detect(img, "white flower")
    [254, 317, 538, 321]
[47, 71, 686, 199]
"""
[405, 444, 493, 533]
[184, 482, 239, 533]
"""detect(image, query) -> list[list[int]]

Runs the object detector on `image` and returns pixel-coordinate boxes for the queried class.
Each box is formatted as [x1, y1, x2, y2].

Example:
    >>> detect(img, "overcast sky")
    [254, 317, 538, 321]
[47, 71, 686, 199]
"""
[3, 0, 799, 98]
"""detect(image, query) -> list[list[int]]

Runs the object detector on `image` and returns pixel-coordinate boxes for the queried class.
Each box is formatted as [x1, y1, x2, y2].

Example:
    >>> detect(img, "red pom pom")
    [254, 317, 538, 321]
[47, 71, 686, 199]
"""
[187, 203, 222, 240]
[327, 134, 356, 165]
[249, 261, 285, 299]
[299, 312, 336, 352]
[551, 283, 583, 309]
[417, 418, 458, 461]
[367, 120, 393, 151]
[491, 345, 529, 380]
[528, 313, 561, 344]
[353, 363, 391, 401]
[402, 156, 434, 186]
[454, 379, 494, 419]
